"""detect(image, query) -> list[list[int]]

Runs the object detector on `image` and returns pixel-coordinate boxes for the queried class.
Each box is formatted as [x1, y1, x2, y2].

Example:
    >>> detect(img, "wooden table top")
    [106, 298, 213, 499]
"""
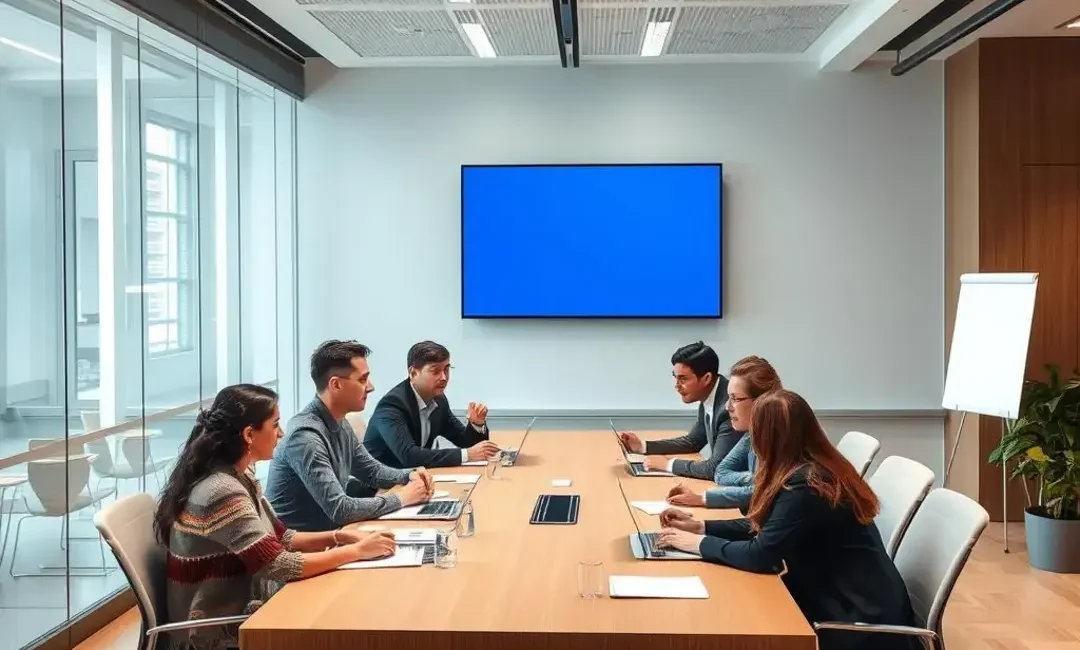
[240, 429, 816, 650]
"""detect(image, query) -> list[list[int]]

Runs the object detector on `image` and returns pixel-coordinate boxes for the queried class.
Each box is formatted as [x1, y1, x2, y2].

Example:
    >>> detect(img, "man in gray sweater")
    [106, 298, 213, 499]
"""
[266, 340, 433, 532]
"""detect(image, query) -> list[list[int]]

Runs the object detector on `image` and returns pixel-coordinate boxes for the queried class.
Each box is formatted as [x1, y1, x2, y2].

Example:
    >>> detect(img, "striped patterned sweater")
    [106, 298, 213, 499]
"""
[165, 467, 303, 650]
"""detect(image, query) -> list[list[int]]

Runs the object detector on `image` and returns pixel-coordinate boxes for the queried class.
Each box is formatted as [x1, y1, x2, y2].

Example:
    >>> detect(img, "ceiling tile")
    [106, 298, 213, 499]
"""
[310, 9, 473, 57]
[667, 5, 849, 54]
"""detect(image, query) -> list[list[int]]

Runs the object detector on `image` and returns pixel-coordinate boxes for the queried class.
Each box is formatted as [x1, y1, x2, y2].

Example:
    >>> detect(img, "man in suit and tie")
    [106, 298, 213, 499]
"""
[364, 341, 501, 468]
[618, 342, 737, 480]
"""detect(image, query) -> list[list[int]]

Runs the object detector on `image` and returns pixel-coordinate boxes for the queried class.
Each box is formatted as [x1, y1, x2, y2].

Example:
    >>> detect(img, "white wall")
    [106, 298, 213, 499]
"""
[297, 63, 945, 416]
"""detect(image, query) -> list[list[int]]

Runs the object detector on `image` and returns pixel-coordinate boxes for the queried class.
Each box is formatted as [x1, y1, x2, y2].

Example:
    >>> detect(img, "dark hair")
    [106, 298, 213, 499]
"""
[670, 341, 720, 379]
[747, 389, 878, 533]
[153, 384, 278, 545]
[407, 340, 450, 369]
[310, 340, 371, 391]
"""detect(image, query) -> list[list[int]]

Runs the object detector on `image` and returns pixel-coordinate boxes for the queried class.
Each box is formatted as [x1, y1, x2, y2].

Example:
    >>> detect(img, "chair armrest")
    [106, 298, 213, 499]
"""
[813, 622, 937, 648]
[146, 615, 250, 636]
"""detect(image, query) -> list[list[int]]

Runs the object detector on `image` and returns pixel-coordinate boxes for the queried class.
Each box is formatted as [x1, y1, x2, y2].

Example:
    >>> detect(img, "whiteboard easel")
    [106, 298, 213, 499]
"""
[942, 272, 1038, 553]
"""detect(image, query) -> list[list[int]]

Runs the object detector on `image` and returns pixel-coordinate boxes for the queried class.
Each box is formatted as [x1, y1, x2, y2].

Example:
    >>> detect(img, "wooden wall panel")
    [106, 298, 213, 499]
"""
[975, 37, 1080, 521]
[1022, 166, 1080, 379]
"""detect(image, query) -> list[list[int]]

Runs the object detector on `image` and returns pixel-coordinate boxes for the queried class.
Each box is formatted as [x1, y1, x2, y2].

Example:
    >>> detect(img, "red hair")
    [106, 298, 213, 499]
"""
[746, 389, 878, 532]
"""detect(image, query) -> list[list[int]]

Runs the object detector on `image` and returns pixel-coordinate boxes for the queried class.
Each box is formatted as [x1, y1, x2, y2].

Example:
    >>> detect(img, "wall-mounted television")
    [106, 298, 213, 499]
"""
[461, 163, 723, 319]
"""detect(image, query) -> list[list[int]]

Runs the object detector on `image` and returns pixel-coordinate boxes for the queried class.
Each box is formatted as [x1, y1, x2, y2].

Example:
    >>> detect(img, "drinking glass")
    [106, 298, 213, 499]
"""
[578, 560, 604, 599]
[486, 452, 503, 480]
[435, 528, 459, 569]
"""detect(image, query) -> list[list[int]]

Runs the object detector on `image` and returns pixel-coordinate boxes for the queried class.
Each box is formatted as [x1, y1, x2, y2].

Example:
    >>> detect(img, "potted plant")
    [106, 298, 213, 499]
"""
[989, 364, 1080, 573]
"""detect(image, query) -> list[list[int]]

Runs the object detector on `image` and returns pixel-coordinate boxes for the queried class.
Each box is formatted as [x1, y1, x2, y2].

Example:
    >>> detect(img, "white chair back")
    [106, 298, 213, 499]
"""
[345, 412, 367, 442]
[836, 430, 881, 476]
[893, 488, 988, 638]
[94, 493, 166, 638]
[868, 456, 935, 558]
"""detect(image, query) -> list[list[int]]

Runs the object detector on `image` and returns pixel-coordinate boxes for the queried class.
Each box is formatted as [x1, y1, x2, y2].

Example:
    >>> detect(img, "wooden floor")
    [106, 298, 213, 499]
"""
[76, 523, 1080, 650]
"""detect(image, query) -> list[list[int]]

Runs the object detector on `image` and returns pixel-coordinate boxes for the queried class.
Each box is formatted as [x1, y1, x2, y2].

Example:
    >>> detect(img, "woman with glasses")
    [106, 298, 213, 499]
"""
[665, 355, 781, 509]
[657, 389, 919, 650]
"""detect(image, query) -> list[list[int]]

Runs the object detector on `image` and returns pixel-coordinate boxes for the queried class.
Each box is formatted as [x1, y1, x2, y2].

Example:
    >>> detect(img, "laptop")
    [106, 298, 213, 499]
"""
[609, 420, 673, 477]
[616, 478, 700, 561]
[395, 483, 481, 563]
[500, 416, 538, 466]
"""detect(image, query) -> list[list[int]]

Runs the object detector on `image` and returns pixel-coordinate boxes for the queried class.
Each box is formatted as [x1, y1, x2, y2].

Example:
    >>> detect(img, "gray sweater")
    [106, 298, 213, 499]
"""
[165, 467, 303, 650]
[265, 397, 412, 531]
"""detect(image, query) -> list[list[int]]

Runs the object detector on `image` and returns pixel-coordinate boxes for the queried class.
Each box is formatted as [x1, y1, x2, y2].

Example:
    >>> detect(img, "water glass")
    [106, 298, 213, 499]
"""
[457, 500, 475, 538]
[578, 560, 604, 599]
[435, 528, 459, 569]
[486, 452, 503, 480]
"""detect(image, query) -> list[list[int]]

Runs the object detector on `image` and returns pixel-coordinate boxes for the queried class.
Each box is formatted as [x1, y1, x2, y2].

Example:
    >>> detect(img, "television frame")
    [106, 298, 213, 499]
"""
[459, 162, 724, 320]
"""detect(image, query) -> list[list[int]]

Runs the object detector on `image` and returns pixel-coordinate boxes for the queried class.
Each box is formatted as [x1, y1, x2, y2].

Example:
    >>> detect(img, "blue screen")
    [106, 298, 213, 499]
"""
[461, 164, 722, 318]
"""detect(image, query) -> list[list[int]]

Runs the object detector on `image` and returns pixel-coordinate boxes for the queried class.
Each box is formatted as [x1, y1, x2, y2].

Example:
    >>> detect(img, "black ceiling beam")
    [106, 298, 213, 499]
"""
[891, 0, 1028, 75]
[551, 0, 568, 67]
[569, 0, 580, 67]
[210, 0, 321, 59]
[882, 0, 976, 52]
[110, 0, 306, 99]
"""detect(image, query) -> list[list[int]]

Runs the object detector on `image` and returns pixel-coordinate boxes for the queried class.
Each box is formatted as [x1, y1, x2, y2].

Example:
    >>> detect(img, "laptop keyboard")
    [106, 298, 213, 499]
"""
[418, 500, 457, 516]
[639, 532, 667, 557]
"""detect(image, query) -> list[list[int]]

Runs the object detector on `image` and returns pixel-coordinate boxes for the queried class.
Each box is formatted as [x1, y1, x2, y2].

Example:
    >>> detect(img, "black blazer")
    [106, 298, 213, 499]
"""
[363, 379, 489, 469]
[698, 468, 920, 650]
[645, 375, 737, 480]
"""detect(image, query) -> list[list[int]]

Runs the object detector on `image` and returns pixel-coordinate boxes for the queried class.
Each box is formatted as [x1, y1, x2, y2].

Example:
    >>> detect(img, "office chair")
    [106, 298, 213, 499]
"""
[813, 488, 989, 650]
[868, 455, 936, 558]
[94, 493, 246, 650]
[836, 430, 882, 477]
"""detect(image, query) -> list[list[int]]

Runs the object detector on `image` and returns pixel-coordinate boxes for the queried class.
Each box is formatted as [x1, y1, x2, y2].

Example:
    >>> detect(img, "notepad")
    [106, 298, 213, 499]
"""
[339, 546, 424, 570]
[631, 500, 672, 516]
[461, 460, 488, 467]
[432, 473, 481, 484]
[608, 576, 709, 599]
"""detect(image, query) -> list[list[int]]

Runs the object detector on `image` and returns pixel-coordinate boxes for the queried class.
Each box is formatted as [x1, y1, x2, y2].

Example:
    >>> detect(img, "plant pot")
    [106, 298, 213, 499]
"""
[1025, 507, 1080, 573]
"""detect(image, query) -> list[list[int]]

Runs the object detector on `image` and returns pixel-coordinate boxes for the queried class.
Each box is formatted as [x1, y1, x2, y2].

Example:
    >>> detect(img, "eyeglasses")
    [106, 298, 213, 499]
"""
[727, 395, 751, 405]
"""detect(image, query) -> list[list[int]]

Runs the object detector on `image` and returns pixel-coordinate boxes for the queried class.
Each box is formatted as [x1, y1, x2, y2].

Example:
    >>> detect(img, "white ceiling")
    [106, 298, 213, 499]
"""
[248, 0, 949, 70]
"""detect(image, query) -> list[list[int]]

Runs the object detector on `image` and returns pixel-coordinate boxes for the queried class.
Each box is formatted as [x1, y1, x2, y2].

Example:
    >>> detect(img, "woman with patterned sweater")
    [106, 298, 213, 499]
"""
[154, 384, 397, 650]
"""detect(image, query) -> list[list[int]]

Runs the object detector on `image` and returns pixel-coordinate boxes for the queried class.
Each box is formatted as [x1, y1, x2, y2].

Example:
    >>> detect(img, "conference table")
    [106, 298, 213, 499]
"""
[239, 430, 816, 650]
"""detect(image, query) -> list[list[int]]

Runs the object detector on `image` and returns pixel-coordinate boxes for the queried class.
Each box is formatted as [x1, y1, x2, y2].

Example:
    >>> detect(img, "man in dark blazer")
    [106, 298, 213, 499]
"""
[617, 342, 738, 480]
[364, 341, 501, 468]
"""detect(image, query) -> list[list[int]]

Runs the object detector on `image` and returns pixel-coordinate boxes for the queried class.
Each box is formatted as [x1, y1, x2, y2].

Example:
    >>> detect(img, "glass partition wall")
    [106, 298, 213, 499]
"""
[0, 0, 299, 648]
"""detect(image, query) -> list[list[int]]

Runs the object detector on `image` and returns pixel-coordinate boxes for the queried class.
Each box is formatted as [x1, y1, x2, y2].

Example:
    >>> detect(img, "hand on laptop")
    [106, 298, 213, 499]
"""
[618, 431, 645, 454]
[643, 456, 670, 472]
[656, 528, 704, 555]
[399, 476, 432, 506]
[659, 507, 705, 534]
[467, 440, 501, 462]
[349, 531, 397, 561]
[667, 482, 705, 507]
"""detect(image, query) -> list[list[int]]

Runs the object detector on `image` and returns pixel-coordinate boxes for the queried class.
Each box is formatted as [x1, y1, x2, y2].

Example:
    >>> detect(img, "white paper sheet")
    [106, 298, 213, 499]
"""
[631, 500, 673, 516]
[391, 527, 440, 543]
[461, 460, 487, 467]
[432, 473, 481, 484]
[608, 576, 709, 599]
[626, 453, 646, 464]
[339, 546, 424, 570]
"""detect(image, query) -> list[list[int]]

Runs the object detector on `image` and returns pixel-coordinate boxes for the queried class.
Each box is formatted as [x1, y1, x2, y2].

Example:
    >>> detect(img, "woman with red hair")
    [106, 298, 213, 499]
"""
[657, 389, 918, 650]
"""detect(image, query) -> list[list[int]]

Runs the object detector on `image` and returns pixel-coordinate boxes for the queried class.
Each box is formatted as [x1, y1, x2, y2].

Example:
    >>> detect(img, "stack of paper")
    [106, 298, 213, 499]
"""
[392, 527, 439, 543]
[432, 473, 481, 484]
[461, 460, 487, 467]
[339, 546, 424, 570]
[608, 576, 709, 599]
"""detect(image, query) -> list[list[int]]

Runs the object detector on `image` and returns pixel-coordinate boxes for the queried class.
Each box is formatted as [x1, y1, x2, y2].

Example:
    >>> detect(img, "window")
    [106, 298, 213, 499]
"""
[143, 121, 194, 356]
